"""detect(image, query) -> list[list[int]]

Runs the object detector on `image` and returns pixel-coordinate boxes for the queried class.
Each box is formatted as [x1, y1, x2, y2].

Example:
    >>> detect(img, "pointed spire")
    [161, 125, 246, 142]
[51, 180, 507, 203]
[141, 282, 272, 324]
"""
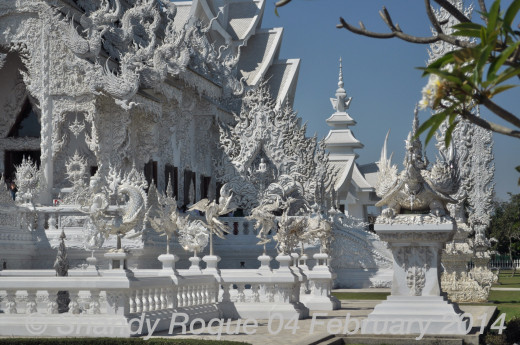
[335, 57, 348, 110]
[338, 57, 344, 89]
[412, 104, 419, 137]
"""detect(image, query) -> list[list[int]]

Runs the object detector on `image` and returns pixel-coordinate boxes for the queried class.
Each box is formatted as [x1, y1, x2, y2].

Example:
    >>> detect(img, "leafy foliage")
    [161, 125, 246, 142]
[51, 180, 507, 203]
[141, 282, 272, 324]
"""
[488, 193, 520, 275]
[418, 0, 520, 144]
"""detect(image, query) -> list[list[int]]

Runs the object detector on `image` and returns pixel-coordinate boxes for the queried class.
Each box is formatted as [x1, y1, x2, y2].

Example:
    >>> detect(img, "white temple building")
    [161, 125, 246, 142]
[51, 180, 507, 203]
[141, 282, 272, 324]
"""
[324, 59, 379, 222]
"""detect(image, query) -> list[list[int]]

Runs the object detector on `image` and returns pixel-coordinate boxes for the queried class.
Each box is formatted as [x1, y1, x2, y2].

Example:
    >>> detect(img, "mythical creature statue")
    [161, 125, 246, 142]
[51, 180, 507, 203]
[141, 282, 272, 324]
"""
[85, 164, 148, 250]
[147, 179, 185, 254]
[376, 108, 456, 218]
[188, 189, 235, 255]
[273, 198, 307, 255]
[306, 213, 333, 254]
[247, 197, 281, 254]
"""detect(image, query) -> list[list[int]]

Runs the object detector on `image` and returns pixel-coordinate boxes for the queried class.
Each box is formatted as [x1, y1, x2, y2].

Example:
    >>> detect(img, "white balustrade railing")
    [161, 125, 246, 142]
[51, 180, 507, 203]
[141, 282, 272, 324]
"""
[219, 269, 297, 304]
[0, 273, 217, 316]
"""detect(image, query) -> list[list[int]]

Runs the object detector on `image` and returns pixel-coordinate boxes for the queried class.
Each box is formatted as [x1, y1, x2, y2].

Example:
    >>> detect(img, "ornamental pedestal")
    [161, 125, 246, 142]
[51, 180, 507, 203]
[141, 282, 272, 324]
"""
[363, 217, 467, 335]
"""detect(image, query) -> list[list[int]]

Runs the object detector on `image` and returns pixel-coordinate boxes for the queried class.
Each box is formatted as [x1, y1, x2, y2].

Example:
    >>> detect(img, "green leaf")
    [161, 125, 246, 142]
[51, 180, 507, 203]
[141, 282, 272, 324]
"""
[487, 40, 520, 79]
[417, 112, 450, 145]
[453, 29, 483, 37]
[453, 47, 476, 64]
[480, 26, 488, 44]
[476, 43, 495, 82]
[504, 0, 520, 29]
[423, 69, 463, 84]
[487, 0, 501, 35]
[490, 84, 517, 96]
[453, 22, 485, 31]
[425, 52, 455, 70]
[444, 120, 459, 147]
[493, 65, 520, 85]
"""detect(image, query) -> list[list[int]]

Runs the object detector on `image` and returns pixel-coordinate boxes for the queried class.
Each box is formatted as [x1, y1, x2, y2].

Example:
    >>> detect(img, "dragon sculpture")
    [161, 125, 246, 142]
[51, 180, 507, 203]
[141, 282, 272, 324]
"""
[61, 0, 243, 109]
[375, 108, 457, 218]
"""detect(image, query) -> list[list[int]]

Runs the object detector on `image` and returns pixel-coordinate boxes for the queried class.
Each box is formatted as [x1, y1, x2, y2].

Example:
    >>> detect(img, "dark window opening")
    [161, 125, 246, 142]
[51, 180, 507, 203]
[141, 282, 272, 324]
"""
[4, 150, 41, 182]
[200, 175, 211, 200]
[144, 160, 158, 191]
[90, 166, 98, 176]
[216, 181, 223, 203]
[339, 204, 345, 213]
[8, 100, 41, 138]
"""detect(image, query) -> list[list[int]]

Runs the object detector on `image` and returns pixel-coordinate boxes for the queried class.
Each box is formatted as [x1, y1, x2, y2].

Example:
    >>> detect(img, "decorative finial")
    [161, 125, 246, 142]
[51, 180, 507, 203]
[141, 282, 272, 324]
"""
[338, 57, 344, 89]
[412, 104, 419, 137]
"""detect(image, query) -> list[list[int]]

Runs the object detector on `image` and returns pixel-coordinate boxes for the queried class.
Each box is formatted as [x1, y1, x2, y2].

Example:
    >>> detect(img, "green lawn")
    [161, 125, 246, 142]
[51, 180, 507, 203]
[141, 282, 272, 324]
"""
[493, 270, 520, 288]
[332, 292, 390, 300]
[0, 339, 250, 345]
[332, 289, 520, 322]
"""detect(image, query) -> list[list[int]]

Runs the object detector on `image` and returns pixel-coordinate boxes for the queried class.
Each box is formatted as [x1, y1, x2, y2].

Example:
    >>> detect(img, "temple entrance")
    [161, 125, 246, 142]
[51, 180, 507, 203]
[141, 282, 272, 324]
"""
[3, 150, 41, 182]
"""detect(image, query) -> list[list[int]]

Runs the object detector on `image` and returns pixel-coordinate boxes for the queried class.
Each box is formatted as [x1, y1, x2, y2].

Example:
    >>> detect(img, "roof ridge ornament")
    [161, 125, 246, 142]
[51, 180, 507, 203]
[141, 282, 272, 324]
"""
[334, 57, 350, 112]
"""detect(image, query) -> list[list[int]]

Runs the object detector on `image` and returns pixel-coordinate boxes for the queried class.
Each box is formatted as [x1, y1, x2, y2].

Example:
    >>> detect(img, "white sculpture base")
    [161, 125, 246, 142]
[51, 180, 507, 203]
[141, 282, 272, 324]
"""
[362, 296, 467, 335]
[158, 254, 179, 276]
[364, 217, 466, 335]
[202, 255, 220, 274]
[300, 253, 340, 311]
[103, 252, 133, 277]
[257, 254, 272, 271]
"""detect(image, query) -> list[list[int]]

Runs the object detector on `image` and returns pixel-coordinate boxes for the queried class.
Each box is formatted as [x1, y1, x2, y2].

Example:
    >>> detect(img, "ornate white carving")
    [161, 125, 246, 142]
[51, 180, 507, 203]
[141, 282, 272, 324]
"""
[427, 0, 497, 302]
[147, 181, 184, 255]
[188, 190, 236, 255]
[68, 116, 86, 139]
[375, 109, 456, 219]
[178, 219, 209, 256]
[216, 82, 333, 214]
[84, 163, 148, 250]
[14, 156, 42, 205]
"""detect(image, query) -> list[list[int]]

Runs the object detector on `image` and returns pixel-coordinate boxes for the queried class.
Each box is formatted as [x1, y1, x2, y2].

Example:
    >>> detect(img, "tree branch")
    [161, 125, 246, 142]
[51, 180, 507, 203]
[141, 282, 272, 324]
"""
[479, 96, 520, 129]
[337, 16, 475, 48]
[425, 0, 443, 34]
[460, 109, 520, 139]
[478, 0, 488, 22]
[274, 0, 292, 8]
[432, 0, 471, 23]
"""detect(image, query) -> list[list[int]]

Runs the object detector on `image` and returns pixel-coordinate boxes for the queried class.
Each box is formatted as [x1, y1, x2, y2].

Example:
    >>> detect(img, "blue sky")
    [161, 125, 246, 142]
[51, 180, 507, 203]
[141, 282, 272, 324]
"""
[261, 0, 520, 201]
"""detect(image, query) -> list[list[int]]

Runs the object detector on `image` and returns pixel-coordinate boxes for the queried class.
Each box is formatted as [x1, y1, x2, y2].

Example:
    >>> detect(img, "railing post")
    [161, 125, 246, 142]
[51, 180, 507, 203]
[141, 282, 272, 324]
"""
[5, 290, 17, 314]
[26, 290, 38, 313]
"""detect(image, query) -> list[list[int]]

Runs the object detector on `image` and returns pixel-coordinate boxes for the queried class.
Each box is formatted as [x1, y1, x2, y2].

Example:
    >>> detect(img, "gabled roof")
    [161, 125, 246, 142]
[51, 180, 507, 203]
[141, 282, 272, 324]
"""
[352, 163, 375, 191]
[238, 28, 283, 86]
[172, 0, 299, 107]
[326, 112, 356, 127]
[264, 59, 300, 107]
[324, 129, 364, 148]
[329, 159, 355, 192]
[226, 0, 264, 41]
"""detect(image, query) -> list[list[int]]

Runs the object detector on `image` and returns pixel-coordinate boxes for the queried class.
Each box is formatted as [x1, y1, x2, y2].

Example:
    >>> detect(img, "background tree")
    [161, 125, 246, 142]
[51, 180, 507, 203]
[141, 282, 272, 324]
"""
[488, 193, 520, 276]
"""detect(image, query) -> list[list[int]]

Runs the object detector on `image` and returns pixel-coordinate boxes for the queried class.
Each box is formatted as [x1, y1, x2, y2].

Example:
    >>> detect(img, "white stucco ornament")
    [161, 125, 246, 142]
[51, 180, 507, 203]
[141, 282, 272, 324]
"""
[375, 108, 456, 220]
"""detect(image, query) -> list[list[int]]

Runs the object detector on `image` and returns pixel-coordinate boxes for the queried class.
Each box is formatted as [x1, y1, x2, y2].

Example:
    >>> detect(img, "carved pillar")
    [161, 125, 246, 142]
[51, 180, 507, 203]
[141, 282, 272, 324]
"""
[39, 15, 53, 205]
[364, 217, 467, 335]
